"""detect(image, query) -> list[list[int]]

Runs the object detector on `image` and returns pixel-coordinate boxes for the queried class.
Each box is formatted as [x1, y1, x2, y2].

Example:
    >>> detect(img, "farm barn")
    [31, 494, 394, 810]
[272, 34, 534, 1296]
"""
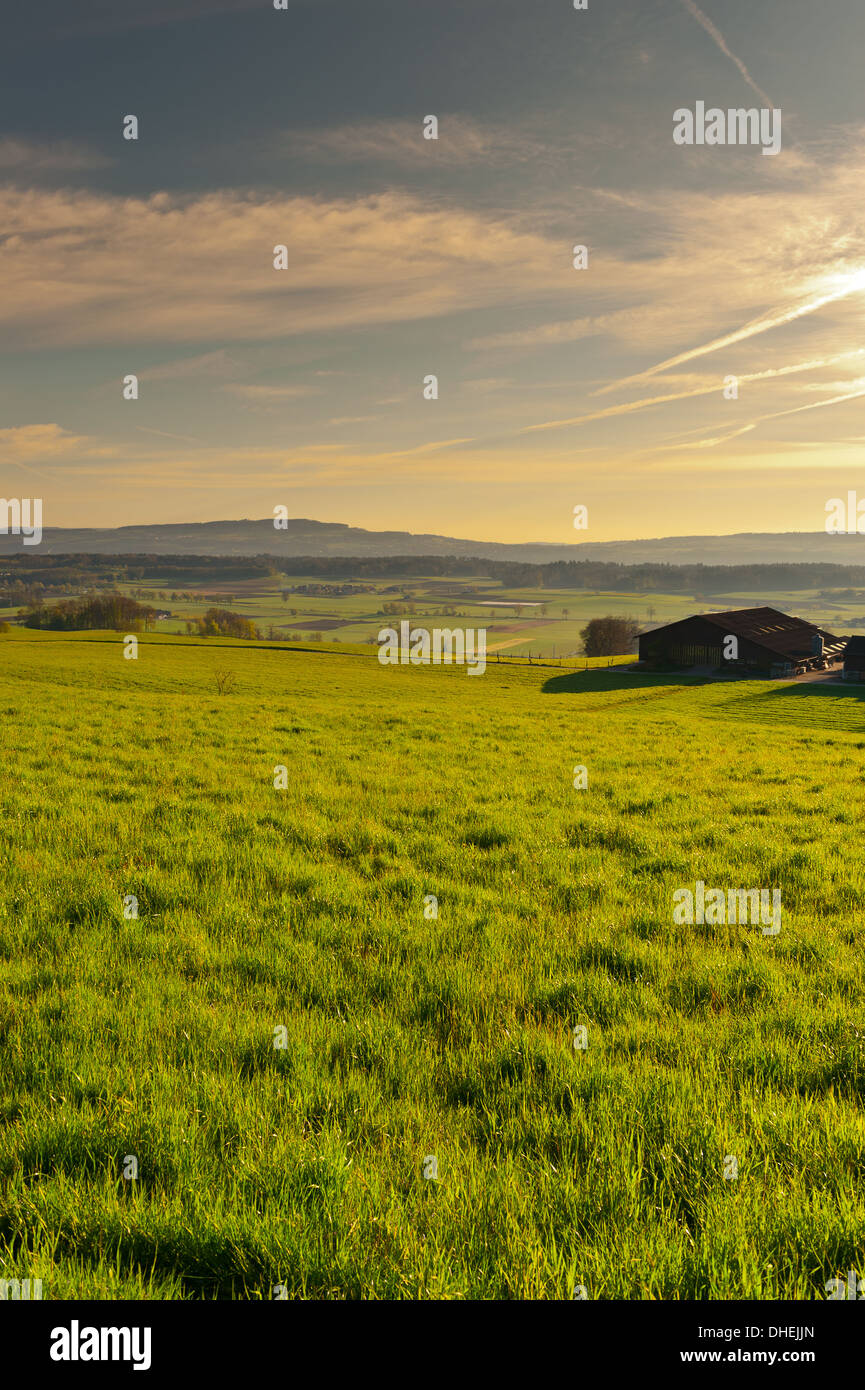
[842, 636, 865, 682]
[639, 607, 845, 677]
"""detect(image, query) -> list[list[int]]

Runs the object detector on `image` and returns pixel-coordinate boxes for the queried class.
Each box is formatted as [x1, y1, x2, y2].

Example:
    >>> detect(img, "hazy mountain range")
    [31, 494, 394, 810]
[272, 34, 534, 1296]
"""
[3, 518, 865, 566]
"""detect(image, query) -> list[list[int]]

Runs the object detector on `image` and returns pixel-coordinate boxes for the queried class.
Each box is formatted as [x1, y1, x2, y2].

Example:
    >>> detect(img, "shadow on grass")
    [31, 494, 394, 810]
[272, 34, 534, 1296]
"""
[542, 669, 865, 704]
[541, 668, 708, 695]
[738, 679, 865, 705]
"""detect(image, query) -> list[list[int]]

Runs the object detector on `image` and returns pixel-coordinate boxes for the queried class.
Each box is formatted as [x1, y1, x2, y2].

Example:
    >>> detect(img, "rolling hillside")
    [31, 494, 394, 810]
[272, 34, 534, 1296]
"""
[0, 631, 862, 1297]
[4, 515, 865, 566]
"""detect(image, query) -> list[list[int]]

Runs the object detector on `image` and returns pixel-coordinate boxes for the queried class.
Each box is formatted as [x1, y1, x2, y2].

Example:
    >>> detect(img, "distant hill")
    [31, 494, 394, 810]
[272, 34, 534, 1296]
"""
[3, 517, 865, 565]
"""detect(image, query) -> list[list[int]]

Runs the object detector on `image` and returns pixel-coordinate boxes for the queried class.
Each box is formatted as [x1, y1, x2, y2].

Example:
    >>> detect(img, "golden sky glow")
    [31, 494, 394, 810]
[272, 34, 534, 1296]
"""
[2, 0, 865, 543]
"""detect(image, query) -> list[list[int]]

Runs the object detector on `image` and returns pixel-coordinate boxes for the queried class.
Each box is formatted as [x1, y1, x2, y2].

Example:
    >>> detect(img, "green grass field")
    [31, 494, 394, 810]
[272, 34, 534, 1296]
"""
[0, 630, 863, 1299]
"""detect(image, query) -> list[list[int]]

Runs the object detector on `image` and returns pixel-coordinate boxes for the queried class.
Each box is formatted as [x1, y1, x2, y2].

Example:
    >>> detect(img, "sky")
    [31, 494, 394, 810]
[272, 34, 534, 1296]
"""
[1, 0, 864, 543]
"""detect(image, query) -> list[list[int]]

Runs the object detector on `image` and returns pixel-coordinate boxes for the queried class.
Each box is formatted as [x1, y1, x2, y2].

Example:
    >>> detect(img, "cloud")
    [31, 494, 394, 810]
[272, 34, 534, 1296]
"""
[137, 350, 242, 381]
[466, 132, 865, 382]
[0, 423, 99, 459]
[285, 116, 554, 170]
[134, 427, 207, 444]
[0, 188, 571, 349]
[6, 432, 524, 491]
[467, 308, 660, 353]
[460, 377, 514, 395]
[224, 384, 321, 401]
[0, 138, 113, 171]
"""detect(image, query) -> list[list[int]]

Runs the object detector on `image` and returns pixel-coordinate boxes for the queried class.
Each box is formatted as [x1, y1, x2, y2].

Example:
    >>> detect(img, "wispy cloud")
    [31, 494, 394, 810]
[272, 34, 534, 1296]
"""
[285, 116, 554, 170]
[0, 137, 113, 171]
[137, 350, 242, 381]
[224, 384, 321, 402]
[467, 309, 650, 353]
[0, 187, 569, 349]
[0, 423, 100, 459]
[134, 426, 207, 445]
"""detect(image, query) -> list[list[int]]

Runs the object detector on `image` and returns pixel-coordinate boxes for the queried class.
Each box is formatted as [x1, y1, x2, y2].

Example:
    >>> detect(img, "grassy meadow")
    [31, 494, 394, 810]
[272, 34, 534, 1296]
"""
[0, 629, 863, 1299]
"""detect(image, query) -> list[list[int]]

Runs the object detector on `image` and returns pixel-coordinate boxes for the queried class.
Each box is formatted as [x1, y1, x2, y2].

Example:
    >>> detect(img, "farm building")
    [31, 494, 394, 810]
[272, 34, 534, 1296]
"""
[639, 607, 845, 677]
[842, 636, 865, 682]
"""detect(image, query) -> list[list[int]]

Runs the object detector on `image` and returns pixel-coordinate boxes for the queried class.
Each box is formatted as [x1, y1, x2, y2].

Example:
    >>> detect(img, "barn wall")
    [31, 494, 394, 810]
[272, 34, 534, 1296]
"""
[639, 615, 732, 664]
[640, 617, 780, 670]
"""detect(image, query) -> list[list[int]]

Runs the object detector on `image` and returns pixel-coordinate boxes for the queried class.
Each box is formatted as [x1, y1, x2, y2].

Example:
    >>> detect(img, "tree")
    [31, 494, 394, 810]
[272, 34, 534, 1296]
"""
[194, 607, 259, 640]
[20, 593, 156, 632]
[580, 616, 640, 657]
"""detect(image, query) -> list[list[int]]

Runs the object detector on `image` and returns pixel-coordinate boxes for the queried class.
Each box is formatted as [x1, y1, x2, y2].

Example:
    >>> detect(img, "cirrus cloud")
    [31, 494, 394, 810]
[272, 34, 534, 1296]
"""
[0, 187, 572, 350]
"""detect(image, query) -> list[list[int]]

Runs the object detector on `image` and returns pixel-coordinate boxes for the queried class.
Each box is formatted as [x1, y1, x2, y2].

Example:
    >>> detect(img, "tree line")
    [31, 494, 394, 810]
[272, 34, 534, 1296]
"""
[21, 595, 157, 631]
[20, 595, 262, 640]
[6, 550, 865, 595]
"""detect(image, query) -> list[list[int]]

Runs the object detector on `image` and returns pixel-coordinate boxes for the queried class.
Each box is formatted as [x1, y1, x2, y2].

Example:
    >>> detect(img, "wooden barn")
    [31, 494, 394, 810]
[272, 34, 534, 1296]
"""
[639, 607, 845, 677]
[842, 636, 865, 682]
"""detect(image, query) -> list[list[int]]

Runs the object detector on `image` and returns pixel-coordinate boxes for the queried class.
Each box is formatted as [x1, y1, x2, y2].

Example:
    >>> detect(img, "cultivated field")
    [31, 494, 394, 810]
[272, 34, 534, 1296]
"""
[6, 574, 865, 658]
[0, 630, 863, 1298]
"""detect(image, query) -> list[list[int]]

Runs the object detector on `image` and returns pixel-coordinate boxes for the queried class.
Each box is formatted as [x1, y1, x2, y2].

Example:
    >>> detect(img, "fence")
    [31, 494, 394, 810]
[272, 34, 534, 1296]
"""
[492, 652, 629, 669]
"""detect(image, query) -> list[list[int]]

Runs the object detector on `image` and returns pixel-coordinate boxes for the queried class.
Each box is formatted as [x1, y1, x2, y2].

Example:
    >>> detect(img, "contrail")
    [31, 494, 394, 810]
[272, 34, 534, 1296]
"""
[682, 383, 865, 449]
[678, 0, 774, 109]
[522, 349, 865, 434]
[751, 382, 865, 426]
[593, 276, 865, 396]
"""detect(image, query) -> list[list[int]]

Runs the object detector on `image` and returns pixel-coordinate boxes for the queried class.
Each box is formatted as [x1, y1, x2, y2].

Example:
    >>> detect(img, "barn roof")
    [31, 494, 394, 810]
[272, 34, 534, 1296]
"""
[842, 636, 865, 663]
[645, 607, 843, 660]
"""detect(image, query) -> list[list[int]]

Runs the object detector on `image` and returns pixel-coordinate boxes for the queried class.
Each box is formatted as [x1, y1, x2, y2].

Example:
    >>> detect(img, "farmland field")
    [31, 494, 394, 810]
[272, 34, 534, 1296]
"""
[7, 572, 865, 659]
[0, 630, 863, 1299]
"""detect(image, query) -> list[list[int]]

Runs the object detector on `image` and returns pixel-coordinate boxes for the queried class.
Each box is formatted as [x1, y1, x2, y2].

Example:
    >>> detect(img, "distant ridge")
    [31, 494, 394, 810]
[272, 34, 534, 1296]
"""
[2, 517, 864, 566]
